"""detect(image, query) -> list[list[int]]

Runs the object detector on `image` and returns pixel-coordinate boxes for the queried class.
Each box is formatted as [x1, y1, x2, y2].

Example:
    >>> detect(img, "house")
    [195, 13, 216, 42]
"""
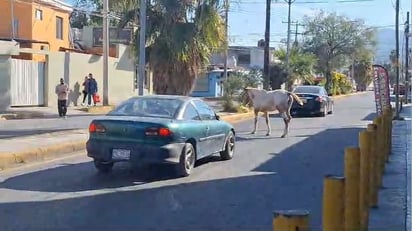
[0, 1, 141, 110]
[210, 40, 280, 70]
[0, 0, 72, 61]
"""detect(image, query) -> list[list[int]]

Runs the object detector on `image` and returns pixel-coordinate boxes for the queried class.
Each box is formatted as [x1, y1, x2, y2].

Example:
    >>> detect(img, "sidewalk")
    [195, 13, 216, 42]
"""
[369, 104, 411, 231]
[0, 110, 254, 170]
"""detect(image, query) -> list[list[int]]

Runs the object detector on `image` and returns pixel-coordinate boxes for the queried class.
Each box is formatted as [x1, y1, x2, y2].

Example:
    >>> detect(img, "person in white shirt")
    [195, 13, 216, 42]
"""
[55, 78, 69, 118]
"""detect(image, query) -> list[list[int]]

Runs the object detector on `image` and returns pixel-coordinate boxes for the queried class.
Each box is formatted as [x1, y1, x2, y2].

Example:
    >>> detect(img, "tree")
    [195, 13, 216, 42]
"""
[222, 71, 262, 112]
[274, 46, 317, 89]
[118, 0, 226, 95]
[69, 0, 131, 28]
[269, 64, 287, 90]
[302, 11, 376, 94]
[69, 0, 103, 28]
[350, 48, 374, 89]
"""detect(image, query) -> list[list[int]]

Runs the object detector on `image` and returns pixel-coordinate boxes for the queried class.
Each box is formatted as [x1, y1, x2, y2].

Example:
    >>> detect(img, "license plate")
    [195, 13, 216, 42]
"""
[112, 149, 131, 160]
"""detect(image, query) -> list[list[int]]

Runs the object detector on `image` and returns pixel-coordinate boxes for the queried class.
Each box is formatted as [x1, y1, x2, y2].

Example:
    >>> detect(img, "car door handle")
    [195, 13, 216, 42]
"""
[206, 126, 210, 130]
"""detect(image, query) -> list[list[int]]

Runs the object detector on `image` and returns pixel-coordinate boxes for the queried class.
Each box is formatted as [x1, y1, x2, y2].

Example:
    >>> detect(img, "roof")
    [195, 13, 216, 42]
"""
[129, 95, 193, 101]
[35, 0, 73, 12]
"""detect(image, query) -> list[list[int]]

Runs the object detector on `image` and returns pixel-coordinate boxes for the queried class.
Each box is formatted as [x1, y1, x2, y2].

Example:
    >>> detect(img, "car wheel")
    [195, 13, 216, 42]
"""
[176, 143, 196, 177]
[328, 102, 334, 114]
[220, 131, 235, 160]
[319, 104, 327, 117]
[94, 159, 114, 173]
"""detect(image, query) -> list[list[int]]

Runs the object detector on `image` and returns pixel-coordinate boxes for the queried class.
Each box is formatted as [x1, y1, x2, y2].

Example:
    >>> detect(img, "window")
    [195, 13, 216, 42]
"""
[108, 98, 183, 119]
[192, 100, 216, 120]
[56, 16, 63, 39]
[293, 86, 322, 94]
[183, 103, 200, 120]
[35, 9, 43, 20]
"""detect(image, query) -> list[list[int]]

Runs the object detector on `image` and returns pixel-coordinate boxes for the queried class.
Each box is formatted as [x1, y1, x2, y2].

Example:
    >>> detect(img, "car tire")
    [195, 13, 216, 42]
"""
[319, 104, 327, 117]
[220, 131, 235, 160]
[176, 143, 196, 177]
[328, 102, 334, 114]
[94, 159, 114, 173]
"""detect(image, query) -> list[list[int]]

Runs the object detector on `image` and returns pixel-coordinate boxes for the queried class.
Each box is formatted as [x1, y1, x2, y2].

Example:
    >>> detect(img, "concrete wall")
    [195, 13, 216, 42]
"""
[0, 56, 11, 111]
[46, 44, 136, 107]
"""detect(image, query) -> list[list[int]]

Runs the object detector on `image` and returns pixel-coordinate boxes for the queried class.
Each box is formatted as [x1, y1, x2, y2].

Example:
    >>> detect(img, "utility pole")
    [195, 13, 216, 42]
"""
[394, 0, 401, 119]
[10, 0, 15, 39]
[138, 0, 146, 96]
[405, 11, 410, 105]
[102, 0, 109, 105]
[263, 0, 271, 90]
[294, 22, 298, 46]
[223, 0, 229, 82]
[284, 0, 296, 91]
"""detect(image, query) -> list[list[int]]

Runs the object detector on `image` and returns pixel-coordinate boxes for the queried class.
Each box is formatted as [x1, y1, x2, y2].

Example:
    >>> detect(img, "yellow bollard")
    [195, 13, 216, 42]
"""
[373, 116, 385, 180]
[376, 116, 386, 175]
[272, 210, 310, 231]
[367, 124, 379, 208]
[322, 175, 345, 231]
[381, 113, 389, 163]
[344, 147, 361, 231]
[359, 130, 371, 231]
[387, 108, 393, 154]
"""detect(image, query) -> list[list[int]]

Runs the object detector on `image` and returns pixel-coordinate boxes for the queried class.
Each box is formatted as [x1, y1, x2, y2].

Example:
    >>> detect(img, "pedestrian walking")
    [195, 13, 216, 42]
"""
[55, 78, 69, 118]
[81, 76, 89, 106]
[87, 73, 98, 106]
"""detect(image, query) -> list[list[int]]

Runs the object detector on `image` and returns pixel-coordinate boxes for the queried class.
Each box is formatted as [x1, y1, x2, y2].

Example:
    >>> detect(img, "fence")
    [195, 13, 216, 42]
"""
[271, 107, 394, 231]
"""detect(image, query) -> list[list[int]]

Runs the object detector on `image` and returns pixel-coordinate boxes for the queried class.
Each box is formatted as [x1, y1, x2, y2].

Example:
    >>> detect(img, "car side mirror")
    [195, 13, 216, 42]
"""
[215, 114, 220, 120]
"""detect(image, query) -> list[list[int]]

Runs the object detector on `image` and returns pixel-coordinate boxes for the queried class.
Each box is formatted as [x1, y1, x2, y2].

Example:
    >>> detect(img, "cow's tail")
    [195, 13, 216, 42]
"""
[288, 92, 303, 106]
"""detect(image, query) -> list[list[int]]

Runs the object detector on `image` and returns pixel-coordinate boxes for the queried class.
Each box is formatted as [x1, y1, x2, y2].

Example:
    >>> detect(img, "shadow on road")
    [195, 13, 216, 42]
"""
[0, 127, 364, 230]
[362, 112, 377, 121]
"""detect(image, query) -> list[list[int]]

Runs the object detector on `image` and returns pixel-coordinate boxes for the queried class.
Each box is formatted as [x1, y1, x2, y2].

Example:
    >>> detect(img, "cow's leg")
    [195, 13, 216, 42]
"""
[278, 109, 289, 138]
[265, 111, 271, 136]
[280, 95, 293, 138]
[251, 109, 259, 134]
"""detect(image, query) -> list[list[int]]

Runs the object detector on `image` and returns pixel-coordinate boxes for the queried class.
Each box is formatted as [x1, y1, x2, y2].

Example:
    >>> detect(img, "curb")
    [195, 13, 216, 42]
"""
[0, 113, 254, 171]
[330, 91, 369, 100]
[0, 92, 366, 171]
[0, 140, 86, 171]
[76, 105, 115, 114]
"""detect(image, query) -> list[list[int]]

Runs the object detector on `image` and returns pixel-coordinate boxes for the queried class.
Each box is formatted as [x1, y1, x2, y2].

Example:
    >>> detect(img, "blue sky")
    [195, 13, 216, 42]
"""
[228, 0, 411, 46]
[66, 0, 411, 47]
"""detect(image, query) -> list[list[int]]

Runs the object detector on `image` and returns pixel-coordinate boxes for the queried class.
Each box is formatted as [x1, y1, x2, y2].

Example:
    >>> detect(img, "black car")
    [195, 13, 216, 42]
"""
[290, 85, 334, 117]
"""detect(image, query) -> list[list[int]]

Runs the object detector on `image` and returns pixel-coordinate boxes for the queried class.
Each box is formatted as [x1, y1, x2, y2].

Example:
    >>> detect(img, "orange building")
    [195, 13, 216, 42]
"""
[0, 0, 72, 61]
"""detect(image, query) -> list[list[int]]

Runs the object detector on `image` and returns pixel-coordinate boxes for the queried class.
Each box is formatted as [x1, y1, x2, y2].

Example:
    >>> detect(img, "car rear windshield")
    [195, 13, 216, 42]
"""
[108, 98, 183, 118]
[293, 87, 321, 94]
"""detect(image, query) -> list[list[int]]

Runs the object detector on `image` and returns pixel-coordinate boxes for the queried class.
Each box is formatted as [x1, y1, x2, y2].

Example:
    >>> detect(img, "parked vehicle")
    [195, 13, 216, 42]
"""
[290, 85, 334, 117]
[86, 95, 236, 177]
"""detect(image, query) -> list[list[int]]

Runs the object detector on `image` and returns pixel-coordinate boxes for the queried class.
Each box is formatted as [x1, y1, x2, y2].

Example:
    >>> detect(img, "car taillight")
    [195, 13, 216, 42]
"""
[315, 97, 324, 102]
[89, 122, 106, 133]
[145, 127, 172, 137]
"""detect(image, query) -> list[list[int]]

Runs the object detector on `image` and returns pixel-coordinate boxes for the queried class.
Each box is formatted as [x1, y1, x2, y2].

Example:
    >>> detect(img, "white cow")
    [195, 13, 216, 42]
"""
[241, 87, 303, 138]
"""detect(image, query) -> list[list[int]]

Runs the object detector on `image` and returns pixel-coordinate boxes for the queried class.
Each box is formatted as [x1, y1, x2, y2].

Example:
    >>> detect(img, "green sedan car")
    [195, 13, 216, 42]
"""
[86, 95, 236, 177]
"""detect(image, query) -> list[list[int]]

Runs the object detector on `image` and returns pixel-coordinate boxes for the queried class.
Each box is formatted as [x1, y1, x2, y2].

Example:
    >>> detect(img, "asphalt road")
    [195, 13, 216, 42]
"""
[0, 92, 377, 231]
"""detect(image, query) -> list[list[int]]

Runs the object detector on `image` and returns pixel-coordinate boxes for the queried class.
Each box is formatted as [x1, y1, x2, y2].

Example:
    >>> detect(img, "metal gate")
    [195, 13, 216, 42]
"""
[10, 59, 45, 106]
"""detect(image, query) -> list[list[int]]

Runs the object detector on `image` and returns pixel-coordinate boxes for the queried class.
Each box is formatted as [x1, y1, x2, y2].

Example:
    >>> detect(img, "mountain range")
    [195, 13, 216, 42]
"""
[374, 28, 406, 64]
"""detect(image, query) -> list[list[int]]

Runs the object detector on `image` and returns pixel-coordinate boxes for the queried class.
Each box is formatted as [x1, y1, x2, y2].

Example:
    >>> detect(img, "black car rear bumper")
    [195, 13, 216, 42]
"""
[291, 101, 325, 115]
[86, 140, 185, 164]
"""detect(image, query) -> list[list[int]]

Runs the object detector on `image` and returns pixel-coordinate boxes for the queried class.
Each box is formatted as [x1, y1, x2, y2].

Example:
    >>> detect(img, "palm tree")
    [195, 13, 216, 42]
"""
[274, 46, 317, 89]
[117, 0, 226, 95]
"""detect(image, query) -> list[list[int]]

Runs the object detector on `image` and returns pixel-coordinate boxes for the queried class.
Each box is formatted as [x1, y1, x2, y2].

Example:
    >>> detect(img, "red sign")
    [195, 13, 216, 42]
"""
[372, 64, 390, 115]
